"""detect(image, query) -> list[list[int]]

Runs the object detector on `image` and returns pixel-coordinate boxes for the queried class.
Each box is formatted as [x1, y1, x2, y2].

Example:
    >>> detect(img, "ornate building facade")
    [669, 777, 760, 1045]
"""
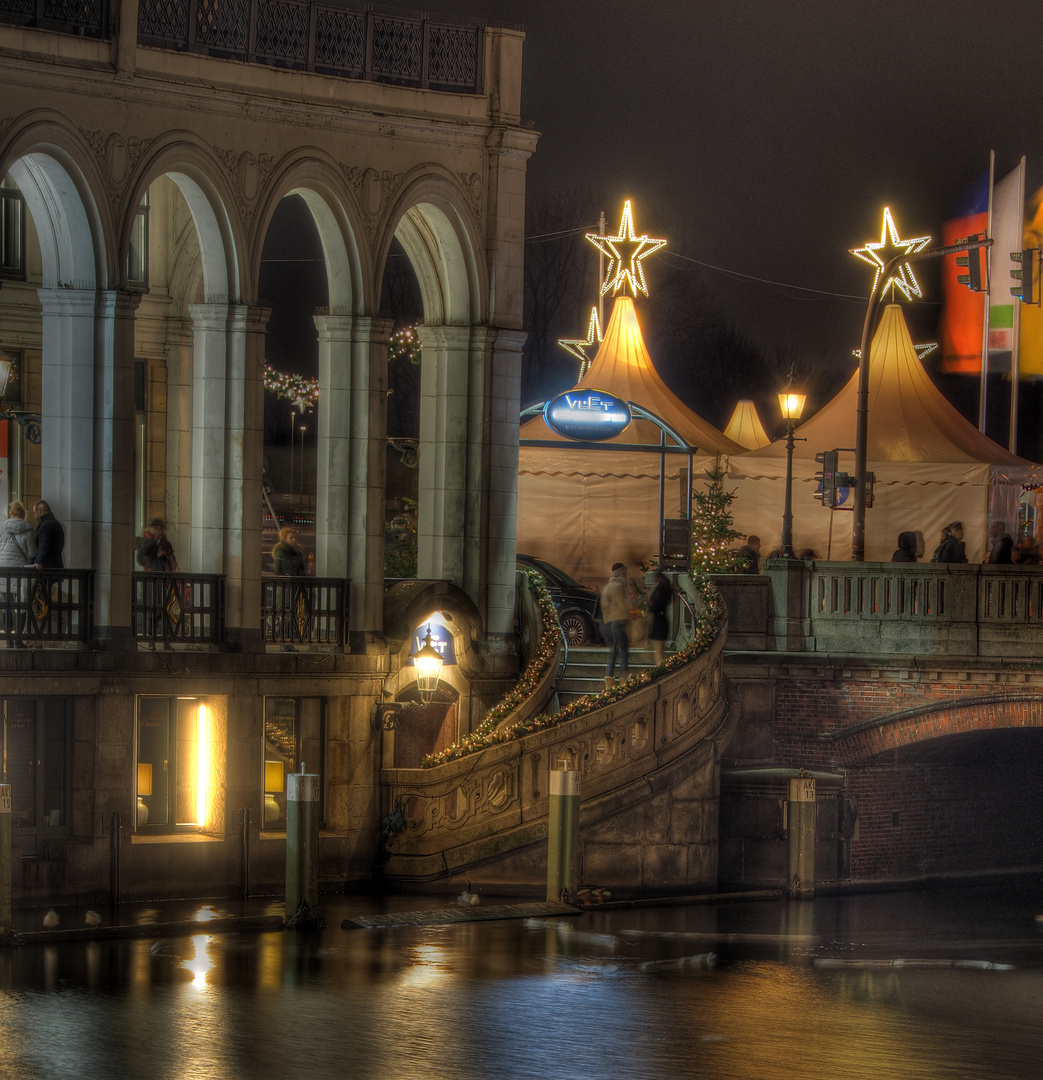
[0, 3, 537, 902]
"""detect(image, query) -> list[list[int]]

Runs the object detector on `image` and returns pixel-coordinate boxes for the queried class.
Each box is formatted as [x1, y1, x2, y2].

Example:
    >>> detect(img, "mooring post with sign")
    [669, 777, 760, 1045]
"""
[285, 767, 321, 927]
[787, 774, 816, 899]
[546, 768, 581, 902]
[1, 784, 11, 941]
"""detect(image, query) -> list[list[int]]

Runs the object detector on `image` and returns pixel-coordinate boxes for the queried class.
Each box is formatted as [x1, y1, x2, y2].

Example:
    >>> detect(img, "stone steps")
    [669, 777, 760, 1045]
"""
[556, 645, 657, 704]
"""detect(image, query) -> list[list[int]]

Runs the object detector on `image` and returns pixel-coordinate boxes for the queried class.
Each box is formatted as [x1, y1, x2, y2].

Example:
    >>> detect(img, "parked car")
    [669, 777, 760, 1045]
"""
[517, 553, 602, 646]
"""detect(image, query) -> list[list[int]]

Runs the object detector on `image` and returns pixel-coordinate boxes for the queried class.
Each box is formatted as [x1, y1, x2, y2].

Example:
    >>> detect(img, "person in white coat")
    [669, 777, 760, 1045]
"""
[0, 501, 38, 647]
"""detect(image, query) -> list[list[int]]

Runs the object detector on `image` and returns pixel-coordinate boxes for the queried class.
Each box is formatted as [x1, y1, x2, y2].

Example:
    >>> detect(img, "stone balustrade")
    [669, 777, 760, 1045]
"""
[715, 560, 1043, 658]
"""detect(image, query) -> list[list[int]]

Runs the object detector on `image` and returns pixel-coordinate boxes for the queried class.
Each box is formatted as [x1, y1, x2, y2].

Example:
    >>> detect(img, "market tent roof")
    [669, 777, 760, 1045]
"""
[723, 399, 772, 449]
[520, 293, 743, 467]
[734, 302, 1032, 472]
[726, 303, 1043, 561]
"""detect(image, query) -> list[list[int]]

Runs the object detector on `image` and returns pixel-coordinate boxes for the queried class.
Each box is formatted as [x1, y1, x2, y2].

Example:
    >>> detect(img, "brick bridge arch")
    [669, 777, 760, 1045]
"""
[829, 693, 1043, 764]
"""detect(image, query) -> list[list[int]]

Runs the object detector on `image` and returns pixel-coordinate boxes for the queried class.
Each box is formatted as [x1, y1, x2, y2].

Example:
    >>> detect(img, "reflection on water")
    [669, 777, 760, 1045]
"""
[1, 882, 1042, 1080]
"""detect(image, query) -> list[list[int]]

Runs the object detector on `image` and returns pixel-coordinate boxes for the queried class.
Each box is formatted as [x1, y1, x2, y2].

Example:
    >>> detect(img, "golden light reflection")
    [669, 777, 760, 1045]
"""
[182, 934, 216, 989]
[399, 944, 450, 989]
[196, 704, 209, 828]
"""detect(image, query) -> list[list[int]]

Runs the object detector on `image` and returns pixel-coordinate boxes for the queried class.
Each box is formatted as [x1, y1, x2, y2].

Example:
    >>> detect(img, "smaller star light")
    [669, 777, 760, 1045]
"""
[852, 341, 939, 361]
[850, 207, 932, 301]
[558, 306, 603, 379]
[586, 200, 667, 297]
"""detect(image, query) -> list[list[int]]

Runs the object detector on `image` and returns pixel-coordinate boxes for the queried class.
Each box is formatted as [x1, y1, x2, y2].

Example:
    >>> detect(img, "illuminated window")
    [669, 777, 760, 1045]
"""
[1, 177, 25, 280]
[134, 359, 147, 538]
[126, 192, 149, 288]
[136, 696, 213, 832]
[263, 697, 325, 829]
[1, 697, 71, 850]
[0, 348, 24, 503]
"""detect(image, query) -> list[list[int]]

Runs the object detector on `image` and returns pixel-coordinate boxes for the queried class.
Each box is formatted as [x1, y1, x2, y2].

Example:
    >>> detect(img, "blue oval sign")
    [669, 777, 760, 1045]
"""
[544, 389, 632, 441]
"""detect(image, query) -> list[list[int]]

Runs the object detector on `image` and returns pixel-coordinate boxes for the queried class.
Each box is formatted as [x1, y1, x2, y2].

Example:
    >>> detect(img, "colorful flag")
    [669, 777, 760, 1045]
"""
[987, 161, 1025, 360]
[937, 170, 988, 374]
[1018, 186, 1043, 379]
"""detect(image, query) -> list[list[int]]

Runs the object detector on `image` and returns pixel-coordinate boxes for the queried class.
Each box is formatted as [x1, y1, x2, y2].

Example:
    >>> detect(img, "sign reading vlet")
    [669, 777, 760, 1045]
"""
[544, 389, 632, 441]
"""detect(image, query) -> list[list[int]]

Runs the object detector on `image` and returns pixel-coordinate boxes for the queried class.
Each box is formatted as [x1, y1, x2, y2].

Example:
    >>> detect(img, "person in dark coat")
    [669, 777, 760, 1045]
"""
[736, 535, 761, 573]
[646, 570, 673, 664]
[272, 527, 306, 575]
[891, 531, 919, 563]
[137, 518, 178, 572]
[32, 500, 64, 570]
[931, 521, 966, 564]
[988, 521, 1013, 565]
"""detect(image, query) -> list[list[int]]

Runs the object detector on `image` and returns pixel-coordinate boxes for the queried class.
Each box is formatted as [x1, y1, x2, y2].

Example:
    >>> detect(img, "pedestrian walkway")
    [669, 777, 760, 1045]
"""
[555, 644, 658, 704]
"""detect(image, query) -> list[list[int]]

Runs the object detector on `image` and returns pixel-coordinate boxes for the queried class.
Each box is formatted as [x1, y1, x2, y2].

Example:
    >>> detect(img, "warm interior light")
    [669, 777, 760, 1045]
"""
[412, 625, 444, 704]
[137, 761, 153, 797]
[778, 392, 807, 421]
[264, 760, 285, 794]
[196, 703, 209, 828]
[0, 356, 12, 401]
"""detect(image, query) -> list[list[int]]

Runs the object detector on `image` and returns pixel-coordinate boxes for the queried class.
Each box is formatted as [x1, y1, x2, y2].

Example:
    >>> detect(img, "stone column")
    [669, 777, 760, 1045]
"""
[485, 328, 526, 642]
[315, 313, 392, 644]
[38, 288, 97, 566]
[188, 303, 230, 575]
[91, 289, 141, 640]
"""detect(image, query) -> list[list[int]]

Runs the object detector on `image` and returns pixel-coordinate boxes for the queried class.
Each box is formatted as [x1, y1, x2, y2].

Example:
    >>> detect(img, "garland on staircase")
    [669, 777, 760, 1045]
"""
[421, 567, 724, 768]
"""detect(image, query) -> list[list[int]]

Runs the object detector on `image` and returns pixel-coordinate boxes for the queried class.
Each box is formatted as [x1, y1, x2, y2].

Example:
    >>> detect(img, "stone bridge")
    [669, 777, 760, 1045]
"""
[717, 561, 1043, 889]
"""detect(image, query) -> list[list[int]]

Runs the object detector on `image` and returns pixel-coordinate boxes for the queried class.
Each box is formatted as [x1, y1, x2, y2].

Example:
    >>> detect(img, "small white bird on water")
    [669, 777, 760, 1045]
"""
[43, 908, 60, 928]
[85, 910, 102, 927]
[456, 882, 480, 907]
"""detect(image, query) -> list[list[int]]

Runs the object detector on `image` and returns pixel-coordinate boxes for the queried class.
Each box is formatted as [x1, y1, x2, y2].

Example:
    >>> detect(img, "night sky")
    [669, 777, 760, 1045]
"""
[392, 0, 1043, 420]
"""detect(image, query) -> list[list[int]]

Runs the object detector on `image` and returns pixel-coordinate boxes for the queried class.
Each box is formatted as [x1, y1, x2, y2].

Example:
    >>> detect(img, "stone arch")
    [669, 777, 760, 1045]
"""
[834, 693, 1043, 764]
[381, 169, 485, 324]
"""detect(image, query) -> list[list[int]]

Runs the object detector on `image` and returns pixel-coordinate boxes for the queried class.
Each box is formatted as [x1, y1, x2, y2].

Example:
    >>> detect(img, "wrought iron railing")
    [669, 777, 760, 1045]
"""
[0, 568, 93, 644]
[136, 0, 484, 92]
[0, 0, 108, 37]
[131, 572, 224, 646]
[261, 575, 347, 649]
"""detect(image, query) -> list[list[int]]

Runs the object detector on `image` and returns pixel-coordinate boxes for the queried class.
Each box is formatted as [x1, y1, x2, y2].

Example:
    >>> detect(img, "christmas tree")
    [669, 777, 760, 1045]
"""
[690, 455, 746, 573]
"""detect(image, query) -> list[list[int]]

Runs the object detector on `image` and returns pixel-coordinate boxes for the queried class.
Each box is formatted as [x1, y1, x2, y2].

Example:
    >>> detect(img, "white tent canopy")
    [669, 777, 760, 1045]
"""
[727, 303, 1043, 562]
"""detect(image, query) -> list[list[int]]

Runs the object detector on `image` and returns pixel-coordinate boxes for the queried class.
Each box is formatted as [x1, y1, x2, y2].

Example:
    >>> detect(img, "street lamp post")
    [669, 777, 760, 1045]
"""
[778, 390, 807, 558]
[299, 424, 307, 507]
[289, 411, 295, 510]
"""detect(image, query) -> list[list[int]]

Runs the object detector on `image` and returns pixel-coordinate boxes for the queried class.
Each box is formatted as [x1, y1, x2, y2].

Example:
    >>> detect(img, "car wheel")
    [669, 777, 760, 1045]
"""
[560, 612, 592, 647]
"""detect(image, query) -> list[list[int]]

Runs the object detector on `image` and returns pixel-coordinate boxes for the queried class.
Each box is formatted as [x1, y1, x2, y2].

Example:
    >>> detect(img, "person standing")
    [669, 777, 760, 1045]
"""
[272, 527, 306, 575]
[137, 518, 178, 572]
[33, 500, 64, 570]
[646, 570, 673, 665]
[931, 521, 966, 564]
[0, 501, 37, 648]
[736, 535, 761, 573]
[987, 521, 1014, 565]
[600, 562, 631, 691]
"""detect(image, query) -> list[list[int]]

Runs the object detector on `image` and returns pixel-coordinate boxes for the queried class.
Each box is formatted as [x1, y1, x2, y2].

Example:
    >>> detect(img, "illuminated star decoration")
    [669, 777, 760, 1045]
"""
[850, 206, 932, 301]
[586, 200, 667, 297]
[558, 306, 603, 379]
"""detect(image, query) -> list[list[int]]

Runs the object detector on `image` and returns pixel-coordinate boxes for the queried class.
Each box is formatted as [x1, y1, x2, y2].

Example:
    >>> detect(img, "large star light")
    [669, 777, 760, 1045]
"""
[586, 200, 667, 297]
[850, 207, 932, 301]
[558, 306, 603, 379]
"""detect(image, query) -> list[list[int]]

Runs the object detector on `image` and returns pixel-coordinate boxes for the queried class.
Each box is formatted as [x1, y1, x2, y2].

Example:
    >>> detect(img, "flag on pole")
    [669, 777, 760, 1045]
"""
[1018, 185, 1043, 379]
[938, 171, 989, 374]
[987, 160, 1025, 360]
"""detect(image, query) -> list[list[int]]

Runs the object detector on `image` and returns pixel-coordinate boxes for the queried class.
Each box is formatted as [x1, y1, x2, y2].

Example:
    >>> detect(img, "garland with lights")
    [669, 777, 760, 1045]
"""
[388, 326, 421, 365]
[263, 364, 319, 412]
[421, 565, 725, 768]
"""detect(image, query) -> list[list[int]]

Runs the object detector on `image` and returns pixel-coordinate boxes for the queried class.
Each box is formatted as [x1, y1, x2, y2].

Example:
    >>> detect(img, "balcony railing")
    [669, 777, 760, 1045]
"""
[0, 568, 93, 645]
[131, 572, 224, 647]
[137, 0, 485, 92]
[0, 0, 109, 38]
[261, 575, 347, 649]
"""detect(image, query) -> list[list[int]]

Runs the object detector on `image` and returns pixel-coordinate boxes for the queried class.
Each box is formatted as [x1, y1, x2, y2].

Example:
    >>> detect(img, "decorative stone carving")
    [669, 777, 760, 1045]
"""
[79, 128, 155, 218]
[211, 145, 274, 229]
[458, 170, 482, 228]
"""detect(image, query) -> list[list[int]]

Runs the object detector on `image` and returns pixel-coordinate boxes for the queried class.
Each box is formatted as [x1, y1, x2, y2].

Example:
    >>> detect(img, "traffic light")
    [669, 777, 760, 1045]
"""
[955, 234, 984, 291]
[1010, 247, 1038, 305]
[814, 450, 838, 509]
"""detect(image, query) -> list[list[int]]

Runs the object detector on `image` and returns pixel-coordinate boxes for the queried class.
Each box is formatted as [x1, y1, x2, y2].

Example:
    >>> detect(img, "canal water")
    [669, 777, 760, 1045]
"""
[2, 879, 1042, 1080]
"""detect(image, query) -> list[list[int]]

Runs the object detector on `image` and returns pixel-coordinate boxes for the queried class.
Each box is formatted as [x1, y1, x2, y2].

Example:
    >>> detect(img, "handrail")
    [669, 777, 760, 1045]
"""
[261, 575, 348, 649]
[131, 571, 224, 646]
[0, 568, 94, 644]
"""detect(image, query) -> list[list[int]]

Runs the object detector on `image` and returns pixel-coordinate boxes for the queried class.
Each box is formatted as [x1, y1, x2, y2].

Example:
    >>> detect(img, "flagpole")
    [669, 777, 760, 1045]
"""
[1009, 155, 1027, 454]
[979, 150, 995, 433]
